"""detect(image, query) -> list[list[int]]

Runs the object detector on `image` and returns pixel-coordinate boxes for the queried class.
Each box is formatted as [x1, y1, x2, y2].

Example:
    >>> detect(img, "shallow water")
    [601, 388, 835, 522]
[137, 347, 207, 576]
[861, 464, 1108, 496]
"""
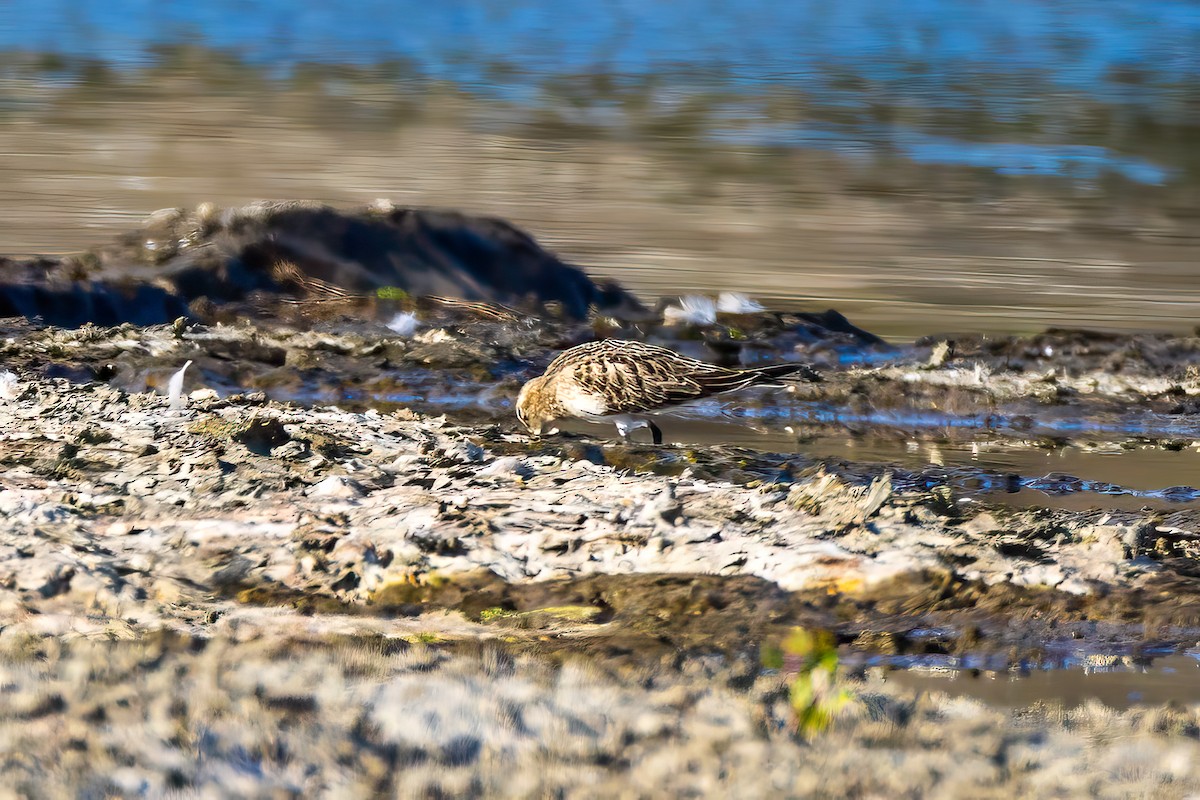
[265, 373, 1200, 508]
[859, 653, 1200, 710]
[561, 415, 1200, 508]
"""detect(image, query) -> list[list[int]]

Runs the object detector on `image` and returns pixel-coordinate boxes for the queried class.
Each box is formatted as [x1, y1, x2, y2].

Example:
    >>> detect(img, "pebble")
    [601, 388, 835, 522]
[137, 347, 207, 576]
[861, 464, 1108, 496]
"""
[307, 476, 366, 499]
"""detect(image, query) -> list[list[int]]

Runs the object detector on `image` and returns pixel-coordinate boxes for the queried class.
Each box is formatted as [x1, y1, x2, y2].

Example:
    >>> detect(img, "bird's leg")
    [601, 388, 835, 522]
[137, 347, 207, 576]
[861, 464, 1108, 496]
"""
[646, 419, 663, 446]
[613, 415, 661, 445]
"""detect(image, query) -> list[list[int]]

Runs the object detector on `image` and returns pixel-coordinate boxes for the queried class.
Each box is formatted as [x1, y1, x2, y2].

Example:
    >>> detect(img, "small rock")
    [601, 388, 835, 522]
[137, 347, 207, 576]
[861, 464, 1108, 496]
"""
[307, 476, 366, 499]
[441, 441, 486, 463]
[0, 370, 21, 401]
[476, 456, 533, 480]
[926, 340, 953, 368]
[271, 439, 308, 460]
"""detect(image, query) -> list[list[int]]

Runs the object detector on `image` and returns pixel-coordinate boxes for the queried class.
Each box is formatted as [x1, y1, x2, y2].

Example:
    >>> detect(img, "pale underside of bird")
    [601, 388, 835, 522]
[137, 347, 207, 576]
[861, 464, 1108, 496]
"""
[516, 339, 820, 444]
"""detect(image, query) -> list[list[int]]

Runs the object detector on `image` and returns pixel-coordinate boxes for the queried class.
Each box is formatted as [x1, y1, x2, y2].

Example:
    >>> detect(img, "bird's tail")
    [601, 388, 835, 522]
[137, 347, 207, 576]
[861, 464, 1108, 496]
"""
[749, 361, 822, 384]
[695, 361, 822, 394]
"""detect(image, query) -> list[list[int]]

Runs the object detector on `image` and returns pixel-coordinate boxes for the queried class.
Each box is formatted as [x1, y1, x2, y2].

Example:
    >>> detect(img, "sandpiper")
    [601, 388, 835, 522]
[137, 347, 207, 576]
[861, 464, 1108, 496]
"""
[516, 339, 820, 444]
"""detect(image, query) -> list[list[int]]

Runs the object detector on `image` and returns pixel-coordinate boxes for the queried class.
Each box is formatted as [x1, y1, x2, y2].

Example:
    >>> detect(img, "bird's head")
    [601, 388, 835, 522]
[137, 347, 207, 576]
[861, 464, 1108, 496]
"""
[516, 375, 560, 437]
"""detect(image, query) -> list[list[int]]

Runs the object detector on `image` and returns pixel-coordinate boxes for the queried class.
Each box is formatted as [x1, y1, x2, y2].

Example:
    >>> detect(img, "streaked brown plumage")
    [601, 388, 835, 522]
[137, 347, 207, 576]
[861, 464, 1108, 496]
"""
[516, 339, 820, 443]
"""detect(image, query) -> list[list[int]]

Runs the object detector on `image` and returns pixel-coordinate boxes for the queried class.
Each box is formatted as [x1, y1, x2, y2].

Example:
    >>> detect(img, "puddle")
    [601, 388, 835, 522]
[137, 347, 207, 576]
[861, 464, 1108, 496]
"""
[556, 412, 1200, 505]
[850, 653, 1200, 710]
[259, 380, 1200, 508]
[726, 402, 1200, 442]
[801, 435, 1200, 508]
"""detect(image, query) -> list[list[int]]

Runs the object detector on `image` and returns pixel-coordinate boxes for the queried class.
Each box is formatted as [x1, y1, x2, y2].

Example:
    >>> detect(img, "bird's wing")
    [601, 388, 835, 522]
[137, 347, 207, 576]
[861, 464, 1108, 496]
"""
[566, 342, 752, 414]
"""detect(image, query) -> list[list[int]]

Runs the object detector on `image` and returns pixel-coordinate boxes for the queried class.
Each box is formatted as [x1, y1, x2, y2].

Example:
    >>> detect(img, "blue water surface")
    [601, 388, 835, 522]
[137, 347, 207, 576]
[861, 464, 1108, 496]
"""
[3, 0, 1197, 184]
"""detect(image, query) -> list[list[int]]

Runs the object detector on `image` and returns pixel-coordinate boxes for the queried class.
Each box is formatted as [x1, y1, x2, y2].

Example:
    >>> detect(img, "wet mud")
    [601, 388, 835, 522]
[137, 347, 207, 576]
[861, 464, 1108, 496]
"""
[1, 313, 1199, 641]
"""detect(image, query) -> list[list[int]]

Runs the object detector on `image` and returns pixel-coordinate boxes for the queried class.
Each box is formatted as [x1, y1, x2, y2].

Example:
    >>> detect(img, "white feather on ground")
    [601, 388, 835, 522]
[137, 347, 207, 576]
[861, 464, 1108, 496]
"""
[168, 361, 193, 410]
[663, 295, 716, 326]
[386, 312, 420, 337]
[0, 371, 20, 401]
[717, 292, 765, 314]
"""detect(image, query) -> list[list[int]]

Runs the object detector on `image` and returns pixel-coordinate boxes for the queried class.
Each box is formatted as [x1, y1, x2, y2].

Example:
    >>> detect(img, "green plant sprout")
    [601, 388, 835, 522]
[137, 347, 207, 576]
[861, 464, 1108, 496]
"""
[376, 286, 410, 301]
[763, 627, 855, 736]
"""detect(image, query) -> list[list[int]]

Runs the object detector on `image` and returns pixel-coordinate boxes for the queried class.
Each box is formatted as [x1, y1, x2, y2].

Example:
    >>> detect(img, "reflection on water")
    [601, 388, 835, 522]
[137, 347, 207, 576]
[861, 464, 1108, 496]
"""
[265, 370, 1200, 508]
[0, 3, 1198, 337]
[853, 653, 1200, 710]
[560, 414, 1200, 508]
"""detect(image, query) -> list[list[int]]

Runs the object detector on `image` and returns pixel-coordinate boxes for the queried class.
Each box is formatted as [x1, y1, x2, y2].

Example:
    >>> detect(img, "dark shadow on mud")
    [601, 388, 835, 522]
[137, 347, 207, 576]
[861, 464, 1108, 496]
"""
[0, 277, 188, 328]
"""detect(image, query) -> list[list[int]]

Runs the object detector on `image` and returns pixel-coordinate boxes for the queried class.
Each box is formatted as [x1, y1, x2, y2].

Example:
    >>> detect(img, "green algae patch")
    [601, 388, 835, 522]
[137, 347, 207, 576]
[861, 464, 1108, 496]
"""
[479, 605, 605, 626]
[478, 607, 507, 623]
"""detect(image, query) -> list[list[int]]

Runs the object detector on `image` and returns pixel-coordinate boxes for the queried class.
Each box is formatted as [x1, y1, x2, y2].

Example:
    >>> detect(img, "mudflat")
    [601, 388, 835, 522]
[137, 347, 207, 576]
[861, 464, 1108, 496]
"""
[1, 212, 1200, 792]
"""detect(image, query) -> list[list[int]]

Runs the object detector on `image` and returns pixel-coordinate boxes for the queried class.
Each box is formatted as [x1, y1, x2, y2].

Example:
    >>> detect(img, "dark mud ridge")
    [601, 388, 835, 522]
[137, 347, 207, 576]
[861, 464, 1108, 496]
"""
[3, 206, 1200, 795]
[0, 201, 643, 326]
